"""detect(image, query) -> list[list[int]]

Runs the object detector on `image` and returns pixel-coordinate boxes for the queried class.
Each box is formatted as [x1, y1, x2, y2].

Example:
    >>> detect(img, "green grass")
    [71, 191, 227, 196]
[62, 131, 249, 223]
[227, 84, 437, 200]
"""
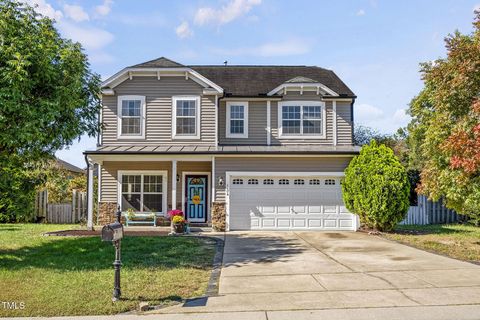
[384, 224, 480, 262]
[0, 224, 215, 317]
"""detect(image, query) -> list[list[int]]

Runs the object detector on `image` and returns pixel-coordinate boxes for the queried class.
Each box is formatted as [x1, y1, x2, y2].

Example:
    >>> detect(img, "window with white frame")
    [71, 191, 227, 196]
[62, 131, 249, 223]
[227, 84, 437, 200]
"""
[120, 172, 165, 214]
[226, 102, 248, 138]
[172, 96, 200, 139]
[232, 178, 243, 185]
[117, 96, 145, 138]
[279, 101, 325, 138]
[325, 179, 336, 185]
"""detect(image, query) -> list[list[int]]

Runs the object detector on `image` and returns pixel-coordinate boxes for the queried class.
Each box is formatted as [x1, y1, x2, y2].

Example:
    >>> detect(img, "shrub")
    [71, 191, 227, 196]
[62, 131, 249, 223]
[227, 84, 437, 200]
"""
[342, 141, 410, 231]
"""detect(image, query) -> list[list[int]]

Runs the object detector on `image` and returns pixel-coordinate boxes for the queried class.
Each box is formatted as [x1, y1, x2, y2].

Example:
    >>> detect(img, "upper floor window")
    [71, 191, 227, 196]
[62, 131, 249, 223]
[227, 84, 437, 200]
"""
[117, 95, 145, 139]
[172, 96, 200, 139]
[226, 101, 248, 138]
[278, 101, 326, 139]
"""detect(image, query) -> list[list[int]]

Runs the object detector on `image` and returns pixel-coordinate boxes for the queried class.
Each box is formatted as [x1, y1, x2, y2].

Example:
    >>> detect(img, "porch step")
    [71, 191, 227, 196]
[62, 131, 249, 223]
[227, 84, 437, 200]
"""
[190, 223, 210, 227]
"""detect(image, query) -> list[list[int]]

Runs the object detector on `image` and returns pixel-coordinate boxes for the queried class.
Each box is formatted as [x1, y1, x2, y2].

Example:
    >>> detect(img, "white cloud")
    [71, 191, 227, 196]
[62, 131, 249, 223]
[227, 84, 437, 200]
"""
[59, 22, 114, 50]
[355, 103, 411, 133]
[356, 9, 366, 16]
[194, 0, 262, 26]
[175, 21, 193, 39]
[95, 0, 114, 16]
[25, 0, 63, 20]
[211, 38, 310, 57]
[63, 4, 89, 22]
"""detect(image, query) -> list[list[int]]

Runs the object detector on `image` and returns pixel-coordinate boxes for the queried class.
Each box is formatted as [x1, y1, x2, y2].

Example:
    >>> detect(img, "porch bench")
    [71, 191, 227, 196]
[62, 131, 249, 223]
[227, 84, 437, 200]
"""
[124, 213, 157, 227]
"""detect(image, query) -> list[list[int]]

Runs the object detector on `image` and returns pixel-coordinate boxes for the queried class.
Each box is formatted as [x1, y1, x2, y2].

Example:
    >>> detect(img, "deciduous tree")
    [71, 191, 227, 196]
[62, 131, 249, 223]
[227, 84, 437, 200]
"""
[407, 12, 480, 222]
[0, 0, 101, 220]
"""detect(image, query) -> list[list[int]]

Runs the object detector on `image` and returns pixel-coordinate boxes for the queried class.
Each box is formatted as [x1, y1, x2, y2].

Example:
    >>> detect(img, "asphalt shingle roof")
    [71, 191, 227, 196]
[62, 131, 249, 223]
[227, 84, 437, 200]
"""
[127, 57, 356, 98]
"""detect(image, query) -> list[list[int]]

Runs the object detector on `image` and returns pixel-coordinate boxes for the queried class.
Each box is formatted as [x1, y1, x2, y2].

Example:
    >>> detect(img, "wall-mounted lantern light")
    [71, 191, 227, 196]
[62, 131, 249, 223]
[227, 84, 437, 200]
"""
[217, 176, 224, 187]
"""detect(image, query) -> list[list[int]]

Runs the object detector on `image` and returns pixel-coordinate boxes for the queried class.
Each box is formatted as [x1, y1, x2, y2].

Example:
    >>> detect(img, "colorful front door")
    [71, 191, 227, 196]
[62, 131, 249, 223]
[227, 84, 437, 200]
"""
[185, 175, 208, 223]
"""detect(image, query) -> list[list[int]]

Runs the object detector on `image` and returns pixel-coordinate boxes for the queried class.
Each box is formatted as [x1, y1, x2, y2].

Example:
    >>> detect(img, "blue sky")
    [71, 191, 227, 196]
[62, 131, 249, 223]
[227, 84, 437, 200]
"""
[27, 0, 480, 167]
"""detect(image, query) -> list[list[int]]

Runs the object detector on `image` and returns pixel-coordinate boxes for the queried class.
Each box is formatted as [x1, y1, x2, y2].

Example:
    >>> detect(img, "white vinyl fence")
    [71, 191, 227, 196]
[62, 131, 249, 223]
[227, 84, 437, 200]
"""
[35, 190, 86, 224]
[400, 194, 459, 225]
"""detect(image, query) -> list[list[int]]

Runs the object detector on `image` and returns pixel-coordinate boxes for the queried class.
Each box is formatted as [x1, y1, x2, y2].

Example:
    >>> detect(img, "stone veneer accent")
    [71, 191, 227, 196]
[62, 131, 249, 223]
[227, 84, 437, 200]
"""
[98, 202, 118, 225]
[211, 202, 226, 232]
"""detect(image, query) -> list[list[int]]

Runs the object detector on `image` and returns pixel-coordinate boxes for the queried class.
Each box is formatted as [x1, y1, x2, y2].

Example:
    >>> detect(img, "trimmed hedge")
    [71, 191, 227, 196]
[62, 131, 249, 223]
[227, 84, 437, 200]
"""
[342, 141, 410, 231]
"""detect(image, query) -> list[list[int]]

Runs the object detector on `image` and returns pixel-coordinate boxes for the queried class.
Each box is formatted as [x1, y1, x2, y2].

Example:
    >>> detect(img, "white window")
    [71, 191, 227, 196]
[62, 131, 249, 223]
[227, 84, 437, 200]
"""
[232, 178, 243, 185]
[279, 179, 290, 185]
[248, 178, 258, 185]
[172, 96, 200, 139]
[294, 179, 305, 185]
[309, 179, 321, 185]
[118, 171, 167, 214]
[325, 179, 336, 185]
[278, 101, 326, 139]
[263, 179, 274, 185]
[226, 101, 248, 138]
[117, 95, 145, 139]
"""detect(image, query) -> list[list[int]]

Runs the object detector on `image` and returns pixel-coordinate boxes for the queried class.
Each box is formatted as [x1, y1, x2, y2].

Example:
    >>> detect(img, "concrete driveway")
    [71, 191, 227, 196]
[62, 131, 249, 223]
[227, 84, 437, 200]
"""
[158, 231, 480, 319]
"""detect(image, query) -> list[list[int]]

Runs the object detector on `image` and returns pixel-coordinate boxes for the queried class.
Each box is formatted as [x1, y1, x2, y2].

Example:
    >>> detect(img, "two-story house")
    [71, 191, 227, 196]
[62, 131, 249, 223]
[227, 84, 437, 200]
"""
[84, 57, 360, 231]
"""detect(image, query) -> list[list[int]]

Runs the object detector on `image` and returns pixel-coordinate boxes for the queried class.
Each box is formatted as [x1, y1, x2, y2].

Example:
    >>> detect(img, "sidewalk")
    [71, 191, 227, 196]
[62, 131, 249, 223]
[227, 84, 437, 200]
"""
[11, 305, 480, 320]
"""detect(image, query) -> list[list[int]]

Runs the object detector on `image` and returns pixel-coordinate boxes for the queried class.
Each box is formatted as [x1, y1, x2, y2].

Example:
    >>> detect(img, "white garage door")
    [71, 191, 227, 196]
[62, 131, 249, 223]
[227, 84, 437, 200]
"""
[228, 175, 356, 231]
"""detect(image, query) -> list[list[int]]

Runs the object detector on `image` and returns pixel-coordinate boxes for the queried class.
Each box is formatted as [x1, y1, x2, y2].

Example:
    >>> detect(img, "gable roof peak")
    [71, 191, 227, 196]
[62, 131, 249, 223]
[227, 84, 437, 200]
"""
[130, 57, 184, 68]
[285, 76, 318, 83]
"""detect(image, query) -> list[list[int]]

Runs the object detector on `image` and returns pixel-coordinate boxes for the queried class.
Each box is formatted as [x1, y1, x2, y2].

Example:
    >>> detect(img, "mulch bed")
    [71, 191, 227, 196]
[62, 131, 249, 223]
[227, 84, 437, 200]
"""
[44, 229, 170, 237]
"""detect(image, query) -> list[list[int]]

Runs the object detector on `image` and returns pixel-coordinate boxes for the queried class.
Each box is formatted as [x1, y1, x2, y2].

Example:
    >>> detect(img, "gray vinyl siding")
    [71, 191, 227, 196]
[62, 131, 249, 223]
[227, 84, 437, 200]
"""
[336, 101, 353, 145]
[100, 160, 211, 211]
[218, 100, 268, 145]
[101, 77, 216, 146]
[214, 156, 353, 201]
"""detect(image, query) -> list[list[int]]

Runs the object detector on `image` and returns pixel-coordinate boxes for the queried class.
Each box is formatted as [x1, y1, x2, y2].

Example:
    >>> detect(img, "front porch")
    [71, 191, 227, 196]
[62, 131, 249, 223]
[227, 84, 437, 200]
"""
[85, 155, 217, 229]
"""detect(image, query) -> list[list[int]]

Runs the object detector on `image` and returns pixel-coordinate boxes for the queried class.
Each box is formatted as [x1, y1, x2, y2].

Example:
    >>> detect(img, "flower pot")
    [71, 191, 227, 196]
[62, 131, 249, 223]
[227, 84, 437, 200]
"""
[173, 223, 185, 234]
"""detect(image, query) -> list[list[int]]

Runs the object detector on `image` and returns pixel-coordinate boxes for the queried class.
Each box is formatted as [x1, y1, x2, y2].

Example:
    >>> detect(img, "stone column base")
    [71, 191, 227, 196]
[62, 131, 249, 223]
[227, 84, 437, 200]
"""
[98, 202, 118, 225]
[211, 202, 226, 232]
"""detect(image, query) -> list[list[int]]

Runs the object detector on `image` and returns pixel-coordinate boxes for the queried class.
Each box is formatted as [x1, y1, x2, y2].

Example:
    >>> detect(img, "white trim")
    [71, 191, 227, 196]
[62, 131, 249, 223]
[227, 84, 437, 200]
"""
[102, 67, 223, 94]
[181, 171, 211, 223]
[171, 96, 201, 140]
[222, 97, 282, 101]
[226, 101, 249, 138]
[117, 95, 146, 140]
[332, 100, 337, 146]
[225, 171, 346, 232]
[87, 165, 94, 229]
[87, 153, 357, 164]
[267, 100, 271, 146]
[214, 95, 219, 147]
[117, 170, 168, 216]
[267, 83, 339, 97]
[277, 101, 327, 139]
[212, 156, 216, 202]
[172, 160, 177, 210]
[97, 164, 102, 208]
[101, 88, 115, 95]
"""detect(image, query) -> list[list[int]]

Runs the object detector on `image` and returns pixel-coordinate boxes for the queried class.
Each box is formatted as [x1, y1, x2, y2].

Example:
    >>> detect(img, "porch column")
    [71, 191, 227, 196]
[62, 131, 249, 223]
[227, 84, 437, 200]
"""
[86, 161, 94, 230]
[172, 160, 177, 210]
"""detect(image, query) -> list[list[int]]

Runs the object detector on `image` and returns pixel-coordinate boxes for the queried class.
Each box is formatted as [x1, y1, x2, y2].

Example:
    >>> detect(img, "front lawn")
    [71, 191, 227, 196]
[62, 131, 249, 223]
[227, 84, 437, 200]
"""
[384, 224, 480, 263]
[0, 224, 215, 317]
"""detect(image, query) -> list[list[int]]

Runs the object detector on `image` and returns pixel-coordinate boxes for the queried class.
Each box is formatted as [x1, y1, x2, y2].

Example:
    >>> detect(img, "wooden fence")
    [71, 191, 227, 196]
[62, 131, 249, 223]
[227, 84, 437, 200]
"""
[400, 194, 459, 225]
[35, 190, 86, 224]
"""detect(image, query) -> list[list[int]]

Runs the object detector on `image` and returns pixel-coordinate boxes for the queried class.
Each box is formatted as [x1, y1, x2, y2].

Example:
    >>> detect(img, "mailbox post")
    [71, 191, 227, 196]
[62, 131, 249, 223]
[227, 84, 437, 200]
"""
[101, 208, 124, 302]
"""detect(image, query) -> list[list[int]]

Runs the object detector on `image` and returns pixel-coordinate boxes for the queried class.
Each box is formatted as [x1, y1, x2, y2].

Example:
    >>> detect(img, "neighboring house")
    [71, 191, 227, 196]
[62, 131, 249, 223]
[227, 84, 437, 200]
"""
[84, 57, 360, 231]
[55, 158, 85, 177]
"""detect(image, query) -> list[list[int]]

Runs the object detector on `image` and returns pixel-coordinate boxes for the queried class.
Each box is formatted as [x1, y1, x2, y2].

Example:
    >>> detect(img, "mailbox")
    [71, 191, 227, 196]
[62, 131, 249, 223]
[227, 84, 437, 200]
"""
[101, 222, 124, 242]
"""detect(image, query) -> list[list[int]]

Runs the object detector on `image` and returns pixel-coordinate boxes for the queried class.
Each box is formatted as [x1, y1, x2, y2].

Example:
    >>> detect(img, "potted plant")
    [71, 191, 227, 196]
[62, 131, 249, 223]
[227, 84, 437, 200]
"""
[172, 215, 186, 234]
[126, 208, 136, 221]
